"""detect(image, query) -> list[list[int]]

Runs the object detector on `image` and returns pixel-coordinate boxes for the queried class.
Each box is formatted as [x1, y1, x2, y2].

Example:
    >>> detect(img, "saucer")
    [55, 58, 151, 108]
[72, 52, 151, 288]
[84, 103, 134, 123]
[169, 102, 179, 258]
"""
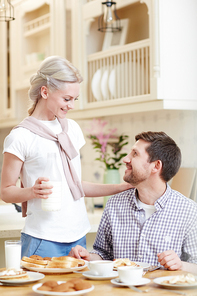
[111, 277, 150, 287]
[83, 271, 118, 280]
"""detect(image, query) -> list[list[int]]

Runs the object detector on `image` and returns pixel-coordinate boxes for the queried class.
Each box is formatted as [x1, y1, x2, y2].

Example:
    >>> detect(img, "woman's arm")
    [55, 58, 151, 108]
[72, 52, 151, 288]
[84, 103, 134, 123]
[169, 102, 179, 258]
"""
[82, 181, 133, 197]
[1, 152, 52, 203]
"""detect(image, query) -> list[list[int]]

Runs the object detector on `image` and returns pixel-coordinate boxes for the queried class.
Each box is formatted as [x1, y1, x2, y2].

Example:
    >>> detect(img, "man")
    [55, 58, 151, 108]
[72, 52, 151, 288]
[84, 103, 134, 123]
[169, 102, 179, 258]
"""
[69, 131, 197, 272]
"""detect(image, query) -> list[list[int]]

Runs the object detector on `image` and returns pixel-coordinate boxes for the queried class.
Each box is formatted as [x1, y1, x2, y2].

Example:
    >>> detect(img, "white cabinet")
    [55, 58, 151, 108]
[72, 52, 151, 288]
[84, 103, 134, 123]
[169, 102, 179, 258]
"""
[0, 0, 67, 128]
[68, 0, 197, 120]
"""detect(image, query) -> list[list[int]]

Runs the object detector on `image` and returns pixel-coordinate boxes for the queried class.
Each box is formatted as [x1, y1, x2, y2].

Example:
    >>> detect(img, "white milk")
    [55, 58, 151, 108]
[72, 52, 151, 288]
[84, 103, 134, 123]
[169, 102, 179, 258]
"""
[5, 242, 21, 269]
[41, 181, 62, 211]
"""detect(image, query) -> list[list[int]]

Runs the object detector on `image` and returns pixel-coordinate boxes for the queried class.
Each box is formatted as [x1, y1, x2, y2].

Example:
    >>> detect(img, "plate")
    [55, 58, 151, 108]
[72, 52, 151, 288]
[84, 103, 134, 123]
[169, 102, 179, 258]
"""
[22, 261, 88, 274]
[82, 270, 118, 280]
[108, 68, 116, 97]
[134, 262, 150, 269]
[111, 277, 150, 287]
[114, 262, 150, 271]
[153, 276, 197, 289]
[32, 281, 94, 296]
[100, 69, 109, 100]
[0, 272, 45, 285]
[91, 69, 102, 101]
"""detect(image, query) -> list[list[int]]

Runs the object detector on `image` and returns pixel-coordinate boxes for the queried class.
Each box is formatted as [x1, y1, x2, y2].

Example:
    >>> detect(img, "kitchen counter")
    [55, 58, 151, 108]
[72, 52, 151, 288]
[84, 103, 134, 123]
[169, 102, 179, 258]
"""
[0, 208, 103, 238]
[0, 201, 103, 268]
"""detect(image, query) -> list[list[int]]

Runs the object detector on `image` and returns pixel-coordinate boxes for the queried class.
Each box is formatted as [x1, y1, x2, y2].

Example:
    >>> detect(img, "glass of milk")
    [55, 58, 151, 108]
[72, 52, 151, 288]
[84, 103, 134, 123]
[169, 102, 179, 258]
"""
[5, 240, 21, 269]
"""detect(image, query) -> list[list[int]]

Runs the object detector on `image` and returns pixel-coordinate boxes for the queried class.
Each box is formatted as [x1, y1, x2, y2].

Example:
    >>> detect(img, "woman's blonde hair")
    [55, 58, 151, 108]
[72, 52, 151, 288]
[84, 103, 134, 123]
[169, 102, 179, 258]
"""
[28, 56, 83, 115]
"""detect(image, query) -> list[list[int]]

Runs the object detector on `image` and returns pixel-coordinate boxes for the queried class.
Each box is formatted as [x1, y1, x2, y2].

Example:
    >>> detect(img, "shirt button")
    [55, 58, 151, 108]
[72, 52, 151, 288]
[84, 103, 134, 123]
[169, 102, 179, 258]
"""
[141, 234, 145, 237]
[138, 255, 143, 258]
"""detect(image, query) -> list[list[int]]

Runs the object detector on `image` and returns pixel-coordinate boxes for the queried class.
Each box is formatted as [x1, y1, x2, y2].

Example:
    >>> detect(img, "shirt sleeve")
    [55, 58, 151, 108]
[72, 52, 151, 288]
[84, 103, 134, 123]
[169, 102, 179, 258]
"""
[67, 119, 86, 150]
[90, 207, 114, 260]
[3, 128, 28, 162]
[181, 212, 197, 264]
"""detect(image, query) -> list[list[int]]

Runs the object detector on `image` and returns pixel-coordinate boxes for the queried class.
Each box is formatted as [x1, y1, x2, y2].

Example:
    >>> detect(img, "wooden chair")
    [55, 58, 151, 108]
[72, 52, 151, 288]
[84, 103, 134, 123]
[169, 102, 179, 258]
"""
[170, 168, 197, 201]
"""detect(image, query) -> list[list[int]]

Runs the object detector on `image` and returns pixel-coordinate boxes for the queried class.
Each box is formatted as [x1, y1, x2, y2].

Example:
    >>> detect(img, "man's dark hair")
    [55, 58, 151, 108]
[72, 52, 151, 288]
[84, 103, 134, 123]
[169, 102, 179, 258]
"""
[135, 131, 181, 182]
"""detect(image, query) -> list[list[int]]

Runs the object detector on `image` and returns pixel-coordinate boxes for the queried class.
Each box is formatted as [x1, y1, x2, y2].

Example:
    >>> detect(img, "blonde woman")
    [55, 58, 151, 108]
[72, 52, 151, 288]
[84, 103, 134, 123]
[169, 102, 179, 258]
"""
[1, 56, 131, 258]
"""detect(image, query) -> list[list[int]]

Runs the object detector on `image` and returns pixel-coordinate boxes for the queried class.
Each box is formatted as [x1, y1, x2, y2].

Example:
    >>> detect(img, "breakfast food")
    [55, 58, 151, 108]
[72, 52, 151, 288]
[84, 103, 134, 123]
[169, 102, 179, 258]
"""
[37, 279, 92, 292]
[162, 274, 197, 285]
[0, 268, 29, 280]
[21, 255, 85, 269]
[113, 258, 141, 269]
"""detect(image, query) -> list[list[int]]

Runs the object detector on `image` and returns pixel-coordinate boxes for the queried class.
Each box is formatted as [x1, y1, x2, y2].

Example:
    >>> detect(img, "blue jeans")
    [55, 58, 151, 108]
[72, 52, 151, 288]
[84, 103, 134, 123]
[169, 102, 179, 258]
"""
[21, 233, 86, 258]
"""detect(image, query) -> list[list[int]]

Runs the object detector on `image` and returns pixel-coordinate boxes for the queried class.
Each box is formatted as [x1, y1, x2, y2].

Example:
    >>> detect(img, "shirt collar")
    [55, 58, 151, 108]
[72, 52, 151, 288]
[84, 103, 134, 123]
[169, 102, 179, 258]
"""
[129, 184, 171, 210]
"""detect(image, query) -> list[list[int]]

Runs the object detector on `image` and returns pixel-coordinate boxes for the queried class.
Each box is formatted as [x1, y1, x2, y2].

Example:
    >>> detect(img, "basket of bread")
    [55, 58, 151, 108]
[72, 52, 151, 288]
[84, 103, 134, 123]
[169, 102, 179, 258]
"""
[21, 255, 87, 273]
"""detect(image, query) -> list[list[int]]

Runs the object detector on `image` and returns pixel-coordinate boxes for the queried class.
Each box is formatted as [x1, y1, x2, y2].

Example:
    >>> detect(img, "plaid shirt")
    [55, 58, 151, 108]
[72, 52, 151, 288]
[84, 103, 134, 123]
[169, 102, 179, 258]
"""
[92, 184, 197, 266]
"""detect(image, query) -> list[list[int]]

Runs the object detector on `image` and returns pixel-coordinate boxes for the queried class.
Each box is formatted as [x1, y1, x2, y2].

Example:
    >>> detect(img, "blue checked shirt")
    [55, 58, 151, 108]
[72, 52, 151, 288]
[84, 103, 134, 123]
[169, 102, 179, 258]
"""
[91, 184, 197, 266]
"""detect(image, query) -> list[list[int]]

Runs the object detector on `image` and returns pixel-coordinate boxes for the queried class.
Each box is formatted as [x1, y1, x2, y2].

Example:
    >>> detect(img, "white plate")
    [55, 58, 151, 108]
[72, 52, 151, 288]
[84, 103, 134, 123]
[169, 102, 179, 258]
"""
[100, 69, 109, 100]
[111, 277, 150, 287]
[134, 262, 150, 269]
[32, 281, 94, 296]
[82, 270, 118, 280]
[0, 272, 45, 285]
[91, 69, 102, 101]
[114, 262, 150, 271]
[153, 276, 197, 289]
[108, 68, 116, 97]
[21, 260, 88, 274]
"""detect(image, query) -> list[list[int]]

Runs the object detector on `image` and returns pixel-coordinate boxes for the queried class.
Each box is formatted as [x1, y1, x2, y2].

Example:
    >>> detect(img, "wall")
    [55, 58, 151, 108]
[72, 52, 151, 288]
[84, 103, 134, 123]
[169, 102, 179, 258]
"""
[78, 110, 197, 207]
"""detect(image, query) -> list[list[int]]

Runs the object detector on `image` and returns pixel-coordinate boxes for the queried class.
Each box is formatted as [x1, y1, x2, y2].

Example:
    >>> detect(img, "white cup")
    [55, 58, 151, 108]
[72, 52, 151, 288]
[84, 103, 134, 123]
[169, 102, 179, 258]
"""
[88, 260, 114, 276]
[5, 240, 21, 269]
[118, 266, 143, 284]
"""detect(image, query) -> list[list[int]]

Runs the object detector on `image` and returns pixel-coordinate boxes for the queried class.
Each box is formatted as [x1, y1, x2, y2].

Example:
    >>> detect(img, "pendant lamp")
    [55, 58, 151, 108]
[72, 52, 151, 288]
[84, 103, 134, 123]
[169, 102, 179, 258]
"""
[0, 0, 15, 22]
[98, 1, 121, 32]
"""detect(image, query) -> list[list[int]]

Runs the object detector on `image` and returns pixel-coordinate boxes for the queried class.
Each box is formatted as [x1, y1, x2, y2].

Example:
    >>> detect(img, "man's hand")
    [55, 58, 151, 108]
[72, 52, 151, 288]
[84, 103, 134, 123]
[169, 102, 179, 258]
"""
[157, 250, 182, 270]
[68, 245, 91, 261]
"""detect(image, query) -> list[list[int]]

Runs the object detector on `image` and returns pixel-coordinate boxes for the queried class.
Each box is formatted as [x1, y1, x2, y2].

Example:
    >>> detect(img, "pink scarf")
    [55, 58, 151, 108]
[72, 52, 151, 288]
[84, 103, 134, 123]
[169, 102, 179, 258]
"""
[15, 116, 84, 204]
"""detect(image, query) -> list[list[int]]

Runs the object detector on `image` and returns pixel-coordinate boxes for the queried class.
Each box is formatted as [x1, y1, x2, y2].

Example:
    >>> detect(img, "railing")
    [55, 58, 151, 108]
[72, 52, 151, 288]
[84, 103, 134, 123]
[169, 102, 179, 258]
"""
[87, 39, 150, 103]
[23, 13, 50, 37]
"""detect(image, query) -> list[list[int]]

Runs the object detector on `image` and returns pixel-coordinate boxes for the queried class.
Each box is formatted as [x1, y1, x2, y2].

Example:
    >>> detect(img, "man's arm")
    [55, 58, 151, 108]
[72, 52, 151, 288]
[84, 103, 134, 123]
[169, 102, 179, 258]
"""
[157, 250, 197, 273]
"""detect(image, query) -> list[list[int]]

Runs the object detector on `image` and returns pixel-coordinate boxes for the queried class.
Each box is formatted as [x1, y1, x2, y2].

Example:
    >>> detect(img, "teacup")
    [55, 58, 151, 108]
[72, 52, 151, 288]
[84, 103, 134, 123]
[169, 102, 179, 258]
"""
[118, 266, 143, 284]
[88, 260, 114, 276]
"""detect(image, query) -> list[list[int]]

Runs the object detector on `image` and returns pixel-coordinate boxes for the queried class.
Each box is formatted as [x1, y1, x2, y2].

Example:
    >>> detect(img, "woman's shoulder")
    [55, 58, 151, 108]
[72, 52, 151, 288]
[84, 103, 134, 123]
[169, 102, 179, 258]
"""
[4, 127, 37, 149]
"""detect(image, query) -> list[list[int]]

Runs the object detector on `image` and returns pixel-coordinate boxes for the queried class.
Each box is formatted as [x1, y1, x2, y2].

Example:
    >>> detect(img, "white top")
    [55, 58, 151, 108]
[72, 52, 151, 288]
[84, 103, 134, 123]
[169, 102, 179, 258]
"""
[3, 118, 91, 242]
[137, 198, 156, 220]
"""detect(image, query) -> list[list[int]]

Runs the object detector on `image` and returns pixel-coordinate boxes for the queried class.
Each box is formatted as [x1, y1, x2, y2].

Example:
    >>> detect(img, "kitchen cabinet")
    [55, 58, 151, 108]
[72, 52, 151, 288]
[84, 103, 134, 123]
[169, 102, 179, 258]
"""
[0, 0, 67, 128]
[68, 0, 197, 120]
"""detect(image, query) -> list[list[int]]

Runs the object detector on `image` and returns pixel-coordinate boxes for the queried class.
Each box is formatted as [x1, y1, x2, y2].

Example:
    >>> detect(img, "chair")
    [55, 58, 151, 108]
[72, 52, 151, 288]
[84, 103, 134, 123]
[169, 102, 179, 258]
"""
[170, 167, 197, 201]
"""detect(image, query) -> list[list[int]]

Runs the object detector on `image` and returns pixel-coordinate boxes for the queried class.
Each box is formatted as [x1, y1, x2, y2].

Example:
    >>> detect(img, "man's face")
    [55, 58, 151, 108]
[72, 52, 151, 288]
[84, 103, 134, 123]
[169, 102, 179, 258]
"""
[123, 139, 154, 186]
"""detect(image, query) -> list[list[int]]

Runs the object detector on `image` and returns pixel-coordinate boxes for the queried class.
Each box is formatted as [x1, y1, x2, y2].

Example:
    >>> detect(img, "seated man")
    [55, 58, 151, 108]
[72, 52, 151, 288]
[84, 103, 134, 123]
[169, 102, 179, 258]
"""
[69, 131, 197, 272]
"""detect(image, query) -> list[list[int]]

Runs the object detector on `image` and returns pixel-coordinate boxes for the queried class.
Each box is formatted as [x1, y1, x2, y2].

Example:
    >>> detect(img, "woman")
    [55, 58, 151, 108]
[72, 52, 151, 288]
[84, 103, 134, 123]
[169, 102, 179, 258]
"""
[1, 56, 131, 258]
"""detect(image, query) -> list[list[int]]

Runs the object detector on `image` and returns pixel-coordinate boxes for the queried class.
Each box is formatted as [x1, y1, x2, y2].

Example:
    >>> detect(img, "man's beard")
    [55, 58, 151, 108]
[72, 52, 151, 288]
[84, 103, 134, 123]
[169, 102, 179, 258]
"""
[123, 170, 147, 186]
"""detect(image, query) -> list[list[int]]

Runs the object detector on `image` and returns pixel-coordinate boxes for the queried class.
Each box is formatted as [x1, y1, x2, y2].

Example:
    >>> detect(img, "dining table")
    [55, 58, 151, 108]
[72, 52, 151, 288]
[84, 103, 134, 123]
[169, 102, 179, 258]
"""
[0, 267, 196, 296]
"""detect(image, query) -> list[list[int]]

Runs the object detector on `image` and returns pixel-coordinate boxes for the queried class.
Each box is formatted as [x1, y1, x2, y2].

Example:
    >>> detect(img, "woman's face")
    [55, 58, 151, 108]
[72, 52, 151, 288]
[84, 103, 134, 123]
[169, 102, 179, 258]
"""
[41, 82, 80, 120]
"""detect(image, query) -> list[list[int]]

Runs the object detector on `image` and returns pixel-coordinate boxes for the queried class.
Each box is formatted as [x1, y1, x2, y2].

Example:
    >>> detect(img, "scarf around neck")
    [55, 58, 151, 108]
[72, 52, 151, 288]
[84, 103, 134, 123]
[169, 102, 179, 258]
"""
[15, 116, 84, 201]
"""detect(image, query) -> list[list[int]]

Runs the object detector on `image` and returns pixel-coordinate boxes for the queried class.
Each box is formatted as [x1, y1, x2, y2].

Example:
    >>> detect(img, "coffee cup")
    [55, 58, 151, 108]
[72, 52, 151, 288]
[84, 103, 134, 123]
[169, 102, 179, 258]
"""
[118, 266, 143, 284]
[88, 260, 114, 276]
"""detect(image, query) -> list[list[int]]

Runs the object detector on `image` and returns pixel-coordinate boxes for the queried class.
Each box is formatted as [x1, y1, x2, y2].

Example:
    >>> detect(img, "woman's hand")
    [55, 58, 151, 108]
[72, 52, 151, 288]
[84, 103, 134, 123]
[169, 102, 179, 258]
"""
[31, 177, 53, 199]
